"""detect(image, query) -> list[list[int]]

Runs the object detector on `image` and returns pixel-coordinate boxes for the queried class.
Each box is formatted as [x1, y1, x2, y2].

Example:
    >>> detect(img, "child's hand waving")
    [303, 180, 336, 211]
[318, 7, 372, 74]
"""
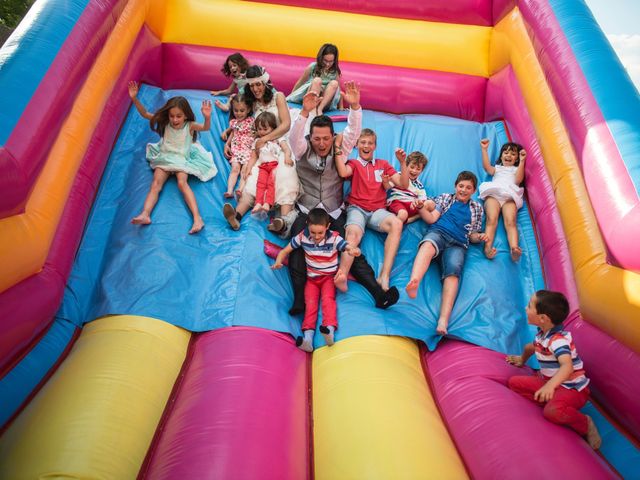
[480, 138, 490, 150]
[201, 99, 212, 118]
[395, 148, 407, 164]
[519, 148, 527, 163]
[341, 81, 361, 110]
[128, 81, 139, 99]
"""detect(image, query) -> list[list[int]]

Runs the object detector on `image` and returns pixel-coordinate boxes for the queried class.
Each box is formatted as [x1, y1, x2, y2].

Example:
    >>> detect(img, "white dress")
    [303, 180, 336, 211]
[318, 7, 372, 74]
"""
[243, 91, 299, 205]
[478, 164, 524, 209]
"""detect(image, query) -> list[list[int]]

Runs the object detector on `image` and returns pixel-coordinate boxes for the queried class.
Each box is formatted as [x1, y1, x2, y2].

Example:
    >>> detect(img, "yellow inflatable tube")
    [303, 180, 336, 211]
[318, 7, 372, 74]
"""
[0, 315, 190, 479]
[490, 9, 640, 351]
[0, 0, 148, 294]
[313, 336, 467, 479]
[148, 0, 491, 77]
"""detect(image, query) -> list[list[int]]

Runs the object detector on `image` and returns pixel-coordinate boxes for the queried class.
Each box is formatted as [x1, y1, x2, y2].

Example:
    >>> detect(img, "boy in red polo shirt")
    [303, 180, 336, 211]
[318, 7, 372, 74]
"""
[334, 129, 409, 292]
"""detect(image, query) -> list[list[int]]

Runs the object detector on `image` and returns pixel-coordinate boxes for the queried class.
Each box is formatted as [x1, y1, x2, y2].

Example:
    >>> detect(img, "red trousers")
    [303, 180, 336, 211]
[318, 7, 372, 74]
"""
[508, 375, 590, 436]
[256, 161, 278, 206]
[303, 275, 338, 331]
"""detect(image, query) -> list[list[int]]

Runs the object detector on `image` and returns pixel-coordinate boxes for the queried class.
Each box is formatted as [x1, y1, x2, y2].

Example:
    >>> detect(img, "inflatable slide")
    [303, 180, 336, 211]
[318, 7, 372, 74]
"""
[0, 0, 639, 478]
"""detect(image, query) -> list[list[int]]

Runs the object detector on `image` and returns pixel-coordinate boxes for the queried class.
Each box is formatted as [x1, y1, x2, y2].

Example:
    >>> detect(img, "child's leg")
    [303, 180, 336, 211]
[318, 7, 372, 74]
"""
[263, 163, 278, 211]
[253, 165, 268, 212]
[376, 213, 404, 291]
[335, 224, 363, 292]
[507, 375, 546, 401]
[405, 241, 437, 299]
[542, 386, 590, 435]
[299, 276, 321, 352]
[501, 201, 521, 261]
[318, 80, 339, 112]
[175, 172, 204, 234]
[132, 168, 170, 225]
[225, 162, 241, 198]
[396, 209, 409, 223]
[437, 275, 459, 335]
[483, 197, 501, 259]
[318, 275, 338, 346]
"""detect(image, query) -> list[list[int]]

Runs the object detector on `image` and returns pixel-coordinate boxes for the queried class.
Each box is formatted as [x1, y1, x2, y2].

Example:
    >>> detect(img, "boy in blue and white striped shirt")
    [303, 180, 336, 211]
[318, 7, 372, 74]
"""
[506, 290, 602, 449]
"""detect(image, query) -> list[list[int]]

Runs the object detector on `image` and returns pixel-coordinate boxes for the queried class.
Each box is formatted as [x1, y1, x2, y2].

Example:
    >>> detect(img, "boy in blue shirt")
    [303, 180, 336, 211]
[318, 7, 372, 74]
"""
[406, 171, 487, 335]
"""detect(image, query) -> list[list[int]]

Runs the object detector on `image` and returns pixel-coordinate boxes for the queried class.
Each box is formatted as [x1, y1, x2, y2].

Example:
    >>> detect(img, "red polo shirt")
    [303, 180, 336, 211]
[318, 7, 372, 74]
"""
[346, 157, 397, 211]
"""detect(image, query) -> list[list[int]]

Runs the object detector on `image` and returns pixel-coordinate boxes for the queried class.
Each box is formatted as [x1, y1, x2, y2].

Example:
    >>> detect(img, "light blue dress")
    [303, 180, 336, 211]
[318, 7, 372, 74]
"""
[146, 121, 217, 181]
[286, 62, 340, 110]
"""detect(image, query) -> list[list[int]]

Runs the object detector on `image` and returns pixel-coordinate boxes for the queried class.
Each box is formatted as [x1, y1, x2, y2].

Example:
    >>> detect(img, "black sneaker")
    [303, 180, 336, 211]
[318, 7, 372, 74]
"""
[375, 286, 399, 309]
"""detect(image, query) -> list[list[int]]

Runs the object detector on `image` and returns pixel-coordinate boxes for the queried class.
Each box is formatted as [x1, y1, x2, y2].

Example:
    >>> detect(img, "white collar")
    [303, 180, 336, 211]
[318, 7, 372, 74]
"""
[356, 156, 375, 166]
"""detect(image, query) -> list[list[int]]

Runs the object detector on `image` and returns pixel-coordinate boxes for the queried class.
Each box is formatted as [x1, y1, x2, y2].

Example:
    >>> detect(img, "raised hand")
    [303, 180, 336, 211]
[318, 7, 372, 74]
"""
[128, 80, 139, 99]
[480, 138, 490, 150]
[302, 91, 322, 114]
[519, 148, 527, 162]
[341, 81, 361, 109]
[201, 99, 212, 118]
[395, 147, 407, 164]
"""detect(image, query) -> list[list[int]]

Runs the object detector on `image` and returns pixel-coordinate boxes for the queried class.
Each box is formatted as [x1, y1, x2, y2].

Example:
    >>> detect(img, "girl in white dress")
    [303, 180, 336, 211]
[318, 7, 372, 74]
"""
[478, 139, 526, 261]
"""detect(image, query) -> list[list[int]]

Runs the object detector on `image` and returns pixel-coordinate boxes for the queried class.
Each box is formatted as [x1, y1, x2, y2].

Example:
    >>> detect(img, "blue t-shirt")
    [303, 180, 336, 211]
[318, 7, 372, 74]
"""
[431, 199, 472, 245]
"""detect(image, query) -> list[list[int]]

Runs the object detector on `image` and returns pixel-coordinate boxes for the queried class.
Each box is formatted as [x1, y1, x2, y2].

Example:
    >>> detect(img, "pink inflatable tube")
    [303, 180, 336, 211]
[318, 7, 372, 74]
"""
[487, 66, 640, 441]
[162, 44, 487, 121]
[0, 27, 162, 379]
[141, 327, 310, 480]
[247, 0, 492, 26]
[518, 0, 640, 271]
[0, 0, 128, 218]
[422, 341, 616, 479]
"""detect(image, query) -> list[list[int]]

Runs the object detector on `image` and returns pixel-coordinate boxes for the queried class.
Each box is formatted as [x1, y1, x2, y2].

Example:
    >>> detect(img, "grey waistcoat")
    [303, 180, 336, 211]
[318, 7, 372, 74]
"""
[296, 142, 344, 212]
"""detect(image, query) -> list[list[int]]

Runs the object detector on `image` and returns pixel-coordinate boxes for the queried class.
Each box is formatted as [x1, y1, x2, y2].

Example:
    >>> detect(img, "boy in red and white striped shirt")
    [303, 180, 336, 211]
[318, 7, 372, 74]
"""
[273, 208, 361, 352]
[506, 290, 602, 449]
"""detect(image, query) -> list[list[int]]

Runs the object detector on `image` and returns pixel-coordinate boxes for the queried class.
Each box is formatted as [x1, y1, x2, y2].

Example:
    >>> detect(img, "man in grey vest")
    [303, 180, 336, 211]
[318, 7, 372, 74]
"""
[272, 81, 399, 314]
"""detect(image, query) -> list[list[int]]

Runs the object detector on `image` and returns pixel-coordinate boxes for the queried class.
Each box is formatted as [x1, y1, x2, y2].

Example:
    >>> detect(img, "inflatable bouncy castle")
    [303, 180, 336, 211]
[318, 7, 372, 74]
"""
[1, 1, 639, 478]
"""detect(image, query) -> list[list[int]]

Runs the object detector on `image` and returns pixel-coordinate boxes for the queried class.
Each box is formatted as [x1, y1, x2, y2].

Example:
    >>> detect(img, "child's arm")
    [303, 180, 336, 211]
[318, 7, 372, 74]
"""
[128, 81, 153, 120]
[534, 354, 574, 402]
[243, 149, 258, 180]
[272, 244, 295, 270]
[255, 93, 291, 149]
[211, 82, 236, 96]
[381, 174, 393, 190]
[190, 100, 213, 132]
[221, 127, 232, 142]
[506, 342, 535, 367]
[389, 148, 410, 189]
[280, 140, 294, 167]
[480, 139, 495, 176]
[515, 148, 526, 184]
[289, 64, 314, 95]
[417, 204, 441, 224]
[334, 151, 353, 178]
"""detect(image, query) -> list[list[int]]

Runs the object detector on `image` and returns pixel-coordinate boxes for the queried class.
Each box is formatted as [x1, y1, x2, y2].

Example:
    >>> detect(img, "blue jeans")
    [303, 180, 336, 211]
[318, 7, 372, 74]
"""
[419, 229, 467, 279]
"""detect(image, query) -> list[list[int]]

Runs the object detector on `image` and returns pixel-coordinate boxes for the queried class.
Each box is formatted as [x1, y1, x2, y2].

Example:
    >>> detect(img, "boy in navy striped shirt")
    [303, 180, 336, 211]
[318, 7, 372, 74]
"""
[273, 208, 361, 352]
[506, 290, 602, 449]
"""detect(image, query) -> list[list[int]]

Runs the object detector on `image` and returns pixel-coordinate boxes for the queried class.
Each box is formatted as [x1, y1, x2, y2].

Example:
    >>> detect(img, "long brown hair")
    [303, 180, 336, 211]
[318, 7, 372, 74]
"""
[312, 43, 340, 77]
[150, 96, 197, 141]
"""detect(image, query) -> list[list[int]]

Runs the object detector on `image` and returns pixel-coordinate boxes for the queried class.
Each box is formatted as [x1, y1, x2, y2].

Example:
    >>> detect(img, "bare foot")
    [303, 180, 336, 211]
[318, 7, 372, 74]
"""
[235, 189, 243, 200]
[436, 318, 448, 336]
[223, 192, 234, 199]
[377, 275, 390, 291]
[131, 213, 151, 225]
[585, 415, 602, 450]
[189, 217, 205, 234]
[484, 244, 497, 259]
[262, 203, 271, 212]
[334, 270, 348, 292]
[405, 278, 420, 299]
[511, 246, 522, 262]
[252, 204, 263, 214]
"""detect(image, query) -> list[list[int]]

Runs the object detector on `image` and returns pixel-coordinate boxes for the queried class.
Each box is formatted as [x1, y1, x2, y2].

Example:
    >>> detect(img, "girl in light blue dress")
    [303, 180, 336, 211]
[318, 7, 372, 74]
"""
[128, 81, 217, 234]
[286, 43, 342, 113]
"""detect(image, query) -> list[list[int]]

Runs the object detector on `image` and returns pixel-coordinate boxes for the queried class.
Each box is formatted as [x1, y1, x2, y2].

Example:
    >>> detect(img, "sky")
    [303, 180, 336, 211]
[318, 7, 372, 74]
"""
[583, 0, 640, 92]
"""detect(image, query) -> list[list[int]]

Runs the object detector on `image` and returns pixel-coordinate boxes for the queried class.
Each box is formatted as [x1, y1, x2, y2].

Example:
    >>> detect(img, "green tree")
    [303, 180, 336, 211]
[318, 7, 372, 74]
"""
[0, 0, 33, 29]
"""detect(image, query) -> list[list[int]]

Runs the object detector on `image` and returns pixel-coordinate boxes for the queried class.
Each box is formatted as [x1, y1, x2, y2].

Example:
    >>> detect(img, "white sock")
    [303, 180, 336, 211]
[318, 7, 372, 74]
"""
[321, 325, 335, 346]
[299, 329, 314, 352]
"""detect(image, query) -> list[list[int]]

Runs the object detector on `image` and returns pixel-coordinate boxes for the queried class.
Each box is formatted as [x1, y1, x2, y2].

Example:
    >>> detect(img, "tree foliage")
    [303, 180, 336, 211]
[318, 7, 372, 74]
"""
[0, 0, 33, 29]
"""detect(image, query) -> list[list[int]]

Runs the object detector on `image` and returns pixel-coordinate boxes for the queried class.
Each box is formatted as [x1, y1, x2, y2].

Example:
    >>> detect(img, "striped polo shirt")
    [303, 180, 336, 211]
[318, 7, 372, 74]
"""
[534, 324, 590, 391]
[387, 178, 428, 204]
[290, 228, 348, 278]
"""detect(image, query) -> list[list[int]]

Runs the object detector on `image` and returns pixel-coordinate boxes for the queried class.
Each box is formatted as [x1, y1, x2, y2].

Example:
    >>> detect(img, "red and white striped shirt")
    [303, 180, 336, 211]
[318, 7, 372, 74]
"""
[290, 229, 348, 278]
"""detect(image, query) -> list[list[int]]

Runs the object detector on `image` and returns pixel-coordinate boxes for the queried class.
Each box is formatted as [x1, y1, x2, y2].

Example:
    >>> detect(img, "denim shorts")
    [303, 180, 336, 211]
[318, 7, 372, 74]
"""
[419, 229, 467, 279]
[345, 204, 393, 233]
